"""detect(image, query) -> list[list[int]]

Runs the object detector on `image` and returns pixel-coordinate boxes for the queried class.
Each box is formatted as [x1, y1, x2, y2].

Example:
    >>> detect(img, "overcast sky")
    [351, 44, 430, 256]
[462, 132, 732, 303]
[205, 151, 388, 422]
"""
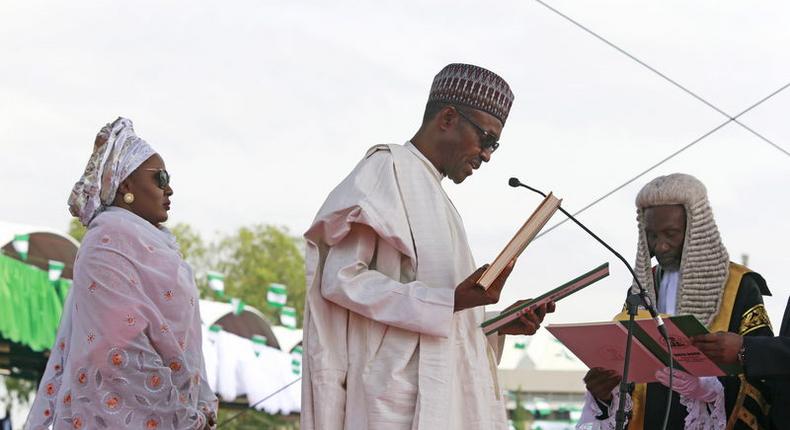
[2, 0, 789, 328]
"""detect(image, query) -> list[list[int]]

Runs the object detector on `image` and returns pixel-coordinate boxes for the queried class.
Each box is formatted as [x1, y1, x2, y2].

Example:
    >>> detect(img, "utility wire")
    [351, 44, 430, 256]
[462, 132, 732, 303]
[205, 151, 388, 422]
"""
[533, 0, 790, 157]
[535, 81, 790, 239]
[216, 377, 302, 428]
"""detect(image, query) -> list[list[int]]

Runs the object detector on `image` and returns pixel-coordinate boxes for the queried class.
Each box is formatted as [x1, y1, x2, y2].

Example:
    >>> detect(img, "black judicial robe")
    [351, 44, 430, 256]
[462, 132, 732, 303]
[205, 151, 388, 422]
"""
[628, 263, 773, 430]
[742, 296, 790, 429]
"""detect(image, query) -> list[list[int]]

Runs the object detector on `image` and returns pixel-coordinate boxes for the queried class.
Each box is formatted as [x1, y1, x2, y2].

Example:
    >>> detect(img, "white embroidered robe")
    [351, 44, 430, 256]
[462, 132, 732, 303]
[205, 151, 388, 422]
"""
[301, 142, 507, 430]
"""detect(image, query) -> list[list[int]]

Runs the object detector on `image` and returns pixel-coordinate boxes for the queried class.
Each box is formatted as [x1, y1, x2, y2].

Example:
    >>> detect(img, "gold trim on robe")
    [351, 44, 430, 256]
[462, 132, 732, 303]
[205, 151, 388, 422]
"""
[615, 263, 770, 429]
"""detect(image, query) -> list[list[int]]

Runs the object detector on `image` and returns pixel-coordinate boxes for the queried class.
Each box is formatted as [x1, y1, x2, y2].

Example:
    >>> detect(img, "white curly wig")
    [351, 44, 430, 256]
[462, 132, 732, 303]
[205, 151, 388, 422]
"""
[631, 173, 729, 325]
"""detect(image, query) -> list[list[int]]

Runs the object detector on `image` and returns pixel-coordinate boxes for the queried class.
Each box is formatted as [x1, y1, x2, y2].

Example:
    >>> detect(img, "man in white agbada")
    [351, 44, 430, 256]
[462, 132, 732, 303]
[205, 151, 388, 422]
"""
[25, 118, 218, 429]
[301, 63, 554, 430]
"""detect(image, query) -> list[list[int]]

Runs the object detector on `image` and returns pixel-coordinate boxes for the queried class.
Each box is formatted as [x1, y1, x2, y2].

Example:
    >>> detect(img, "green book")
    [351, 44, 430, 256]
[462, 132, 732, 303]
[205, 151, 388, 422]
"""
[481, 263, 609, 335]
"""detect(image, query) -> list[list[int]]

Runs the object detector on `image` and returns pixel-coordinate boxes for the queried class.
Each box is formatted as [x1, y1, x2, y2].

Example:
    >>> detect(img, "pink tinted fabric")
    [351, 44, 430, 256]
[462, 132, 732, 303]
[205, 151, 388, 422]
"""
[25, 207, 217, 430]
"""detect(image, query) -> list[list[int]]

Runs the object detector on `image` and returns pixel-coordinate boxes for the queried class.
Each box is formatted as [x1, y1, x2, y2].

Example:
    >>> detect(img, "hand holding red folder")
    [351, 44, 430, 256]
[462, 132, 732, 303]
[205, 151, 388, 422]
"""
[584, 368, 621, 402]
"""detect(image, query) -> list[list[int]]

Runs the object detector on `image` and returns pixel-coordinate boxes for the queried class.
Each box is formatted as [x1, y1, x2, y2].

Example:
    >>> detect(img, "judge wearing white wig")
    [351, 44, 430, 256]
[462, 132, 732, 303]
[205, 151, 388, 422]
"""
[579, 173, 773, 430]
[25, 118, 218, 430]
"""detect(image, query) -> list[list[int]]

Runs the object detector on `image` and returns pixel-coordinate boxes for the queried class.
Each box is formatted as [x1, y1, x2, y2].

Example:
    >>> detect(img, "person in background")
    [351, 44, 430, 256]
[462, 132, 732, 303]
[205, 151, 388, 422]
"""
[693, 295, 790, 429]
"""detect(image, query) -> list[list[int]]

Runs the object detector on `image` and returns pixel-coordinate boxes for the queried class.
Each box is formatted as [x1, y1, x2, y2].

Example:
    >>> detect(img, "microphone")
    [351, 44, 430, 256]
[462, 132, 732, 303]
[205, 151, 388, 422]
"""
[508, 177, 667, 338]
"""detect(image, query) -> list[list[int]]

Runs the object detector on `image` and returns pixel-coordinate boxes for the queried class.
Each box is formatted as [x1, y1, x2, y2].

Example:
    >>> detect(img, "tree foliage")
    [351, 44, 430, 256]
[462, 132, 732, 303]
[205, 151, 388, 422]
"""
[214, 225, 306, 326]
[67, 218, 86, 242]
[168, 223, 306, 328]
[66, 218, 306, 327]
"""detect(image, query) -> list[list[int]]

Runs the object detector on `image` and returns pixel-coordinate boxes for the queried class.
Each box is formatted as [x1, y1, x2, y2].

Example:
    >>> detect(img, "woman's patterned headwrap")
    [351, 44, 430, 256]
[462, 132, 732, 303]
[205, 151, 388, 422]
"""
[68, 117, 156, 226]
[631, 173, 730, 326]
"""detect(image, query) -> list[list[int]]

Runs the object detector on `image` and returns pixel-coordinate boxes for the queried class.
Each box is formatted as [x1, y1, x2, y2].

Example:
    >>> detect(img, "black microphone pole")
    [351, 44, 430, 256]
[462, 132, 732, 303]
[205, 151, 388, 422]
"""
[508, 177, 672, 430]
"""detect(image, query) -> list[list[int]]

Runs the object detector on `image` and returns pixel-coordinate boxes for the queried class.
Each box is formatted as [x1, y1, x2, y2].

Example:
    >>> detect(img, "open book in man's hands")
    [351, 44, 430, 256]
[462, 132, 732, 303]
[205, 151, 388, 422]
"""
[481, 263, 610, 335]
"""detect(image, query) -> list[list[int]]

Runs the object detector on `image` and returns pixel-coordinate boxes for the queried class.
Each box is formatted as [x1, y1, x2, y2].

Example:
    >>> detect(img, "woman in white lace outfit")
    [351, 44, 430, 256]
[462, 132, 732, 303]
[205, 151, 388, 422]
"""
[24, 118, 218, 430]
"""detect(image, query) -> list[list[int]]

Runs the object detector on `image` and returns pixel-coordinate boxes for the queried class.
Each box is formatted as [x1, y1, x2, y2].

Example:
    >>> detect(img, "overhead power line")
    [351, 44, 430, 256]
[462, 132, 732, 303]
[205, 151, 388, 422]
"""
[533, 0, 790, 157]
[534, 81, 790, 239]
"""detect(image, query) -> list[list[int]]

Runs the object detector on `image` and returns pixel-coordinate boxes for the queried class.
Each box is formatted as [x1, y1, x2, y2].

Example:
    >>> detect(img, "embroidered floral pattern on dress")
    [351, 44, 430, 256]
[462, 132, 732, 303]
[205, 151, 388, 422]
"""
[44, 379, 59, 397]
[143, 414, 161, 429]
[53, 357, 64, 375]
[102, 392, 124, 414]
[108, 347, 129, 368]
[145, 370, 165, 392]
[69, 414, 85, 429]
[76, 368, 89, 386]
[168, 357, 184, 373]
[24, 208, 218, 429]
[40, 401, 55, 427]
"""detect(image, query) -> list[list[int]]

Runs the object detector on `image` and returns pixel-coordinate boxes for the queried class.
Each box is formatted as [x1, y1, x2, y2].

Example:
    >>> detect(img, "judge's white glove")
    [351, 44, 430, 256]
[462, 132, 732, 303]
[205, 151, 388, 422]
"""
[654, 367, 722, 403]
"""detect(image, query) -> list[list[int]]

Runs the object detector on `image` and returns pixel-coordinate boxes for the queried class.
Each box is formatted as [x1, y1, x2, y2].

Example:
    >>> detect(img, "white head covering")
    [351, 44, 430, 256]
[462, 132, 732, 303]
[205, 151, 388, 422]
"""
[631, 173, 729, 325]
[68, 117, 156, 226]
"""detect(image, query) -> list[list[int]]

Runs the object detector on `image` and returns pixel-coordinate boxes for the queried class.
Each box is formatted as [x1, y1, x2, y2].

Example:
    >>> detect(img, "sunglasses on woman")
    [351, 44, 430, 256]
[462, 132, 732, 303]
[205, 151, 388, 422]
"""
[142, 168, 171, 190]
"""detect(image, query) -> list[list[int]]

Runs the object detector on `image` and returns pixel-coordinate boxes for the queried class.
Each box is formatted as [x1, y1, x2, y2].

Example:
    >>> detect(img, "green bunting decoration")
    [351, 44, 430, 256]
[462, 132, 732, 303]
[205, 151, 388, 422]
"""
[267, 283, 287, 308]
[230, 297, 245, 315]
[291, 345, 303, 375]
[280, 306, 297, 329]
[12, 234, 29, 261]
[48, 260, 65, 282]
[251, 334, 268, 357]
[207, 271, 225, 296]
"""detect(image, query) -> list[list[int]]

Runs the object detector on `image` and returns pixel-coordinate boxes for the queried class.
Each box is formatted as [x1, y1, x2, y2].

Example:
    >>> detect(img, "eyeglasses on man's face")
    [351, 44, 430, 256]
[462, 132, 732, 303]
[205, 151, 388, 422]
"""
[142, 168, 171, 190]
[454, 107, 500, 153]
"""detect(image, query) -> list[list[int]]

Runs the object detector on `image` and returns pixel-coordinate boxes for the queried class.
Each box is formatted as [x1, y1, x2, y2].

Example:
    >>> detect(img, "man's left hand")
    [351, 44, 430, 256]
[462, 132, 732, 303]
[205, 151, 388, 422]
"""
[497, 301, 556, 335]
[691, 331, 743, 365]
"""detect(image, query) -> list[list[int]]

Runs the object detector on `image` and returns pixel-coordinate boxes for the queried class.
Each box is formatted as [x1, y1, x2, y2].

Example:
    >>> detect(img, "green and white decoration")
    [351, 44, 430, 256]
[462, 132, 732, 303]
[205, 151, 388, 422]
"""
[207, 271, 225, 296]
[514, 341, 526, 350]
[230, 297, 245, 315]
[291, 345, 303, 375]
[48, 260, 65, 282]
[267, 283, 288, 308]
[12, 234, 30, 261]
[280, 306, 297, 329]
[251, 334, 268, 357]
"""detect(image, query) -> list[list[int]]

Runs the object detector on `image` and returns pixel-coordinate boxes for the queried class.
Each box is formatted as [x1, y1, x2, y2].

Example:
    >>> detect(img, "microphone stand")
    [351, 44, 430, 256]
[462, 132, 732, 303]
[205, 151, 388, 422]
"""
[508, 178, 672, 430]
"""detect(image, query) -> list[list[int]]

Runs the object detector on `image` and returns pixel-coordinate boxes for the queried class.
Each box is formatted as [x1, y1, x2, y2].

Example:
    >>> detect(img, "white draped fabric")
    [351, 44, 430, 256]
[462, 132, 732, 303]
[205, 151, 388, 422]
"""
[25, 208, 217, 430]
[301, 142, 507, 430]
[201, 326, 301, 415]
